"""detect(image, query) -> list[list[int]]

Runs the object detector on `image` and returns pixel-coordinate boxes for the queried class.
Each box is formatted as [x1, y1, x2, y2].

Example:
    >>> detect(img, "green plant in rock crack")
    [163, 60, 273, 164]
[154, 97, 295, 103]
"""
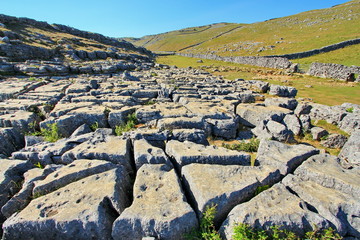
[115, 113, 138, 136]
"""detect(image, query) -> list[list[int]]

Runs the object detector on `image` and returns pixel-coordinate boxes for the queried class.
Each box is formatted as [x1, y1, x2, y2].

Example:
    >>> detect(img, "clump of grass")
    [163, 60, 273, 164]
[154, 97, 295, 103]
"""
[31, 123, 62, 142]
[90, 121, 99, 131]
[346, 107, 353, 113]
[311, 120, 349, 137]
[115, 113, 138, 136]
[233, 224, 342, 240]
[144, 100, 156, 105]
[34, 162, 44, 169]
[254, 185, 270, 196]
[222, 137, 260, 152]
[185, 205, 221, 240]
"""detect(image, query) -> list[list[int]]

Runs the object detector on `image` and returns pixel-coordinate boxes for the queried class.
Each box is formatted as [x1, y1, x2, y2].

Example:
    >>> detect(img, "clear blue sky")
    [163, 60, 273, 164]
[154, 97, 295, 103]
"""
[1, 0, 349, 38]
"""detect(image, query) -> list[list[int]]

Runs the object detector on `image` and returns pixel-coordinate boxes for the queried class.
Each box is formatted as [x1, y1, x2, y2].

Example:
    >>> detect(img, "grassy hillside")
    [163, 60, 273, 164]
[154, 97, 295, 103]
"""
[156, 55, 360, 106]
[129, 0, 360, 65]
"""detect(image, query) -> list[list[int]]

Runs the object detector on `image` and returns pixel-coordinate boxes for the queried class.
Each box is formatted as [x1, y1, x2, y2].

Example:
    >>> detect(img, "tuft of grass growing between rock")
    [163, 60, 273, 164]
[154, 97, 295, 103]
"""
[222, 137, 260, 153]
[31, 123, 62, 142]
[115, 113, 138, 136]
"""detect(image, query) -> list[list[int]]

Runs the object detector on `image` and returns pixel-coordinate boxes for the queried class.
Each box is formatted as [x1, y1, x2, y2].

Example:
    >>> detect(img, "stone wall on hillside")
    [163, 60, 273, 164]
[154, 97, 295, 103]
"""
[267, 38, 360, 60]
[307, 62, 360, 81]
[176, 53, 295, 70]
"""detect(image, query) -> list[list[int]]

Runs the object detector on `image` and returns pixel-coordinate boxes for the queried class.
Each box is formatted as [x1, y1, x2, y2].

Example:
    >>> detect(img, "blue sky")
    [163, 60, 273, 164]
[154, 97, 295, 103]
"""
[1, 0, 349, 38]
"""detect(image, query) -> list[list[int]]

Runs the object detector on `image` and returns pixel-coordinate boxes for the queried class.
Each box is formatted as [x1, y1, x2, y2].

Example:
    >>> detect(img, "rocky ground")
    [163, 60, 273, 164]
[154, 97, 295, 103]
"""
[0, 63, 359, 240]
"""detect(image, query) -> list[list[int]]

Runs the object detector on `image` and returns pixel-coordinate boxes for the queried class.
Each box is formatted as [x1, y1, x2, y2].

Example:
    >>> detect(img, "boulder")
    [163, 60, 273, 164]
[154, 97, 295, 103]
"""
[2, 167, 131, 240]
[165, 140, 251, 171]
[133, 139, 172, 170]
[108, 107, 136, 129]
[182, 163, 281, 226]
[294, 102, 312, 116]
[256, 139, 319, 176]
[0, 128, 25, 157]
[157, 117, 205, 131]
[0, 110, 41, 132]
[268, 84, 297, 98]
[338, 130, 360, 166]
[338, 113, 360, 134]
[219, 183, 330, 239]
[112, 164, 197, 240]
[282, 114, 301, 136]
[320, 134, 347, 148]
[310, 127, 328, 140]
[171, 129, 208, 145]
[206, 118, 237, 139]
[264, 97, 298, 110]
[266, 120, 295, 142]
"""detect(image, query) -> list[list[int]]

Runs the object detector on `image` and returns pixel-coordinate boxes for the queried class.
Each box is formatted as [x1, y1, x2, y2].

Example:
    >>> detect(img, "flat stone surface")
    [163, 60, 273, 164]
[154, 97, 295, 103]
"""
[166, 140, 251, 171]
[3, 167, 131, 240]
[256, 139, 319, 175]
[182, 163, 281, 226]
[220, 183, 330, 239]
[338, 129, 360, 166]
[112, 164, 197, 240]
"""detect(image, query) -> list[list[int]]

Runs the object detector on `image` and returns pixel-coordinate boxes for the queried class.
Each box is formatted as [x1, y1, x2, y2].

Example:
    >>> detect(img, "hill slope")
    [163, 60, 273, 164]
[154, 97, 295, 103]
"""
[127, 0, 360, 60]
[0, 14, 152, 62]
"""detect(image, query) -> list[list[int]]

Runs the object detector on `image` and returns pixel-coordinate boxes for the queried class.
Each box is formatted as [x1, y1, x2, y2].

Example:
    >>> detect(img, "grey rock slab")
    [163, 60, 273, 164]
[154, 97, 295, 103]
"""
[268, 84, 297, 98]
[338, 113, 360, 134]
[157, 117, 205, 131]
[112, 164, 197, 240]
[61, 136, 132, 174]
[311, 126, 329, 140]
[0, 110, 41, 132]
[309, 103, 346, 125]
[338, 130, 360, 166]
[171, 129, 208, 145]
[236, 104, 291, 127]
[165, 140, 251, 171]
[33, 160, 118, 197]
[283, 114, 301, 136]
[283, 174, 360, 238]
[266, 120, 295, 142]
[1, 164, 62, 218]
[182, 163, 281, 226]
[206, 118, 238, 139]
[183, 100, 236, 119]
[264, 97, 298, 110]
[0, 128, 24, 157]
[108, 107, 137, 129]
[219, 183, 330, 239]
[133, 139, 172, 170]
[293, 154, 360, 198]
[256, 139, 319, 176]
[294, 102, 312, 116]
[321, 134, 347, 149]
[2, 167, 131, 240]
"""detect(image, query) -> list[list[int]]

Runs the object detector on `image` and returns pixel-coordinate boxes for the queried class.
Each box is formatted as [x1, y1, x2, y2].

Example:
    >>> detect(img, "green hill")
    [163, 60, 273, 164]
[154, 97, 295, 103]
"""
[126, 0, 360, 65]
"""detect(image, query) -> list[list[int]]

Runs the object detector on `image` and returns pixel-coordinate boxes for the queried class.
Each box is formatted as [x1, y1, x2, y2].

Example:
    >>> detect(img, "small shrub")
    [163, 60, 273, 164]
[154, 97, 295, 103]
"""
[36, 123, 62, 142]
[34, 162, 44, 169]
[222, 137, 260, 152]
[115, 113, 138, 136]
[346, 107, 353, 113]
[185, 205, 221, 240]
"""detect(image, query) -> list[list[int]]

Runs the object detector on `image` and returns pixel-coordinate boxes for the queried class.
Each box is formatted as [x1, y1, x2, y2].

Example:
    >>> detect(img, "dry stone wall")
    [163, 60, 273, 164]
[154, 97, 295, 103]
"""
[308, 62, 360, 81]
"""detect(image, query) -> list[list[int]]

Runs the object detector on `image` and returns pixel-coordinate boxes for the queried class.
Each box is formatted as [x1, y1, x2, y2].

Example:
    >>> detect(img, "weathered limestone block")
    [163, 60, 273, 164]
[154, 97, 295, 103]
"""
[112, 164, 198, 240]
[108, 107, 136, 129]
[219, 183, 330, 239]
[268, 84, 297, 98]
[310, 126, 328, 140]
[264, 97, 298, 110]
[1, 164, 62, 218]
[309, 103, 346, 125]
[283, 175, 360, 238]
[182, 164, 281, 226]
[0, 128, 24, 157]
[166, 140, 250, 171]
[2, 167, 131, 240]
[282, 114, 301, 136]
[293, 154, 360, 198]
[157, 117, 206, 131]
[256, 139, 319, 176]
[171, 129, 208, 145]
[61, 136, 132, 174]
[0, 159, 32, 229]
[33, 160, 117, 197]
[133, 139, 172, 170]
[320, 134, 347, 148]
[338, 130, 360, 166]
[184, 100, 235, 119]
[206, 118, 237, 139]
[236, 104, 291, 127]
[0, 110, 41, 132]
[338, 113, 360, 134]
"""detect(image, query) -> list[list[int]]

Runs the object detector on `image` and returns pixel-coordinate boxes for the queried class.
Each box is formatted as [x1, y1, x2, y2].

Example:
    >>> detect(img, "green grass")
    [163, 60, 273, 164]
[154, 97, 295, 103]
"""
[311, 120, 350, 137]
[115, 113, 138, 136]
[222, 137, 260, 153]
[132, 0, 360, 62]
[31, 123, 62, 142]
[156, 55, 360, 106]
